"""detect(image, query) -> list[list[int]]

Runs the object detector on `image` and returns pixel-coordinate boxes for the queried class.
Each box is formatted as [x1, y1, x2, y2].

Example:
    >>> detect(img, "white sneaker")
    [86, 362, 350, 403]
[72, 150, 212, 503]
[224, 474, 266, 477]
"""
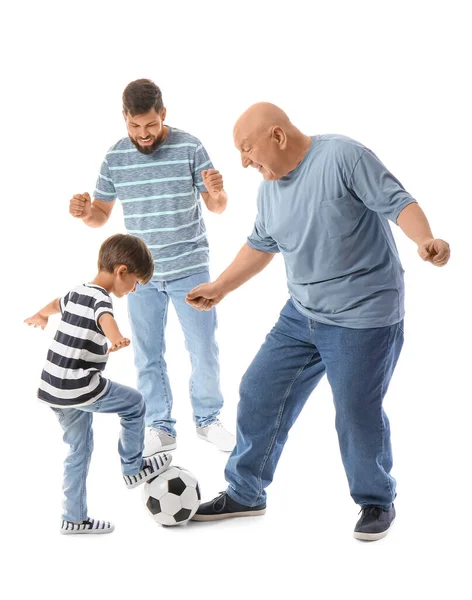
[60, 518, 115, 535]
[196, 419, 236, 452]
[143, 428, 176, 457]
[123, 453, 172, 489]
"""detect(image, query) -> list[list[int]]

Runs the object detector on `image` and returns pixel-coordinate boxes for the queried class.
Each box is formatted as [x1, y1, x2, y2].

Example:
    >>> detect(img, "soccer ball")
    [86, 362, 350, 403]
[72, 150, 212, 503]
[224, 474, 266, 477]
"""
[144, 465, 201, 526]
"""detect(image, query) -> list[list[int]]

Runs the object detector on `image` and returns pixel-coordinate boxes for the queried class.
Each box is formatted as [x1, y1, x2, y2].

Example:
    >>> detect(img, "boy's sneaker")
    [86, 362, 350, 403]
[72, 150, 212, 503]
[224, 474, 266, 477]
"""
[192, 491, 266, 521]
[196, 420, 236, 452]
[123, 453, 172, 489]
[143, 428, 176, 456]
[60, 518, 115, 535]
[353, 504, 396, 541]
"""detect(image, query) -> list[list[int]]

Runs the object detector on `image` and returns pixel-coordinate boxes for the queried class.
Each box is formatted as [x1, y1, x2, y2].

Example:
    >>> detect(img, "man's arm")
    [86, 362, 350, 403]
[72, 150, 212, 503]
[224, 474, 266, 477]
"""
[200, 169, 228, 214]
[201, 190, 228, 214]
[69, 193, 115, 228]
[397, 203, 450, 266]
[349, 148, 450, 267]
[98, 313, 130, 353]
[186, 243, 275, 310]
[24, 298, 61, 329]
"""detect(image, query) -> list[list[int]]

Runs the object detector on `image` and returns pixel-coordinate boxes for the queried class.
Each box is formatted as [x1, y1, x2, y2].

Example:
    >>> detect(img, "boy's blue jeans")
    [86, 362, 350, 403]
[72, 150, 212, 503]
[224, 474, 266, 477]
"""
[127, 271, 224, 436]
[225, 299, 404, 510]
[51, 381, 145, 523]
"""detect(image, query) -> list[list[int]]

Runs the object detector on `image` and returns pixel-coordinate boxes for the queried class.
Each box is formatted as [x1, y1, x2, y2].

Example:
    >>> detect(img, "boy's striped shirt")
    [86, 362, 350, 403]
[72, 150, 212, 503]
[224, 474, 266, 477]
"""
[93, 127, 214, 281]
[38, 284, 113, 407]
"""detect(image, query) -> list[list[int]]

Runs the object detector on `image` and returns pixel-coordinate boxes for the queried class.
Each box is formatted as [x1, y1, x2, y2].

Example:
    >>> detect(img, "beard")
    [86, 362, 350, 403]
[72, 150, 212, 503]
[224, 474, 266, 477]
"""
[129, 130, 167, 155]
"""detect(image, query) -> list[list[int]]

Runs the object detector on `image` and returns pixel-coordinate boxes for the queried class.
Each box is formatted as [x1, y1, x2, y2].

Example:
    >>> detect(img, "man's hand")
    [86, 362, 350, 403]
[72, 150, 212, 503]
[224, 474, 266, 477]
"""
[24, 312, 48, 330]
[202, 169, 224, 197]
[107, 337, 130, 354]
[186, 282, 225, 311]
[70, 192, 92, 220]
[418, 238, 450, 267]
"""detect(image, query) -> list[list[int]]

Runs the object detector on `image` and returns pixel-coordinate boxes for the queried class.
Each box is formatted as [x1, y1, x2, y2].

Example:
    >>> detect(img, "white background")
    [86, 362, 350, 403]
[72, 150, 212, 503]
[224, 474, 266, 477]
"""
[1, 1, 471, 598]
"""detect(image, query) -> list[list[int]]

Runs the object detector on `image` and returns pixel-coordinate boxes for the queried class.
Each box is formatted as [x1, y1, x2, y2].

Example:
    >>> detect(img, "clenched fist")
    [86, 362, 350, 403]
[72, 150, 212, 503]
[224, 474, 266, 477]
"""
[202, 169, 224, 196]
[418, 238, 450, 267]
[70, 192, 92, 219]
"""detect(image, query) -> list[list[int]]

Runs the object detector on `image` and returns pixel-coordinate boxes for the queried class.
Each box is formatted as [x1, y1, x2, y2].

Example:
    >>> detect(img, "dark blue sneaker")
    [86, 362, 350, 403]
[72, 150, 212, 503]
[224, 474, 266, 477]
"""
[192, 491, 266, 521]
[354, 504, 396, 541]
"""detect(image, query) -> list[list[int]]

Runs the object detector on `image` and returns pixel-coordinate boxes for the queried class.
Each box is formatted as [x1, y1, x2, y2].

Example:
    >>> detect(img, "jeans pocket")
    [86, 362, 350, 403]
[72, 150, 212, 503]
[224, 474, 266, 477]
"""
[319, 192, 364, 239]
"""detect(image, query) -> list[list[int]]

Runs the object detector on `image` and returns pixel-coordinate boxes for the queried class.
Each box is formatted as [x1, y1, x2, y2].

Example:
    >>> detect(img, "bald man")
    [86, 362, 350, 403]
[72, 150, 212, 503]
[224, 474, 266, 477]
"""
[186, 103, 450, 540]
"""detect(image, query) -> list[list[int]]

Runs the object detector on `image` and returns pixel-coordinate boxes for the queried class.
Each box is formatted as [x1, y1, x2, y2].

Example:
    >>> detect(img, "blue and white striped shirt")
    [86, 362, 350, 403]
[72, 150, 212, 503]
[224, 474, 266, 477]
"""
[94, 127, 214, 281]
[38, 284, 113, 407]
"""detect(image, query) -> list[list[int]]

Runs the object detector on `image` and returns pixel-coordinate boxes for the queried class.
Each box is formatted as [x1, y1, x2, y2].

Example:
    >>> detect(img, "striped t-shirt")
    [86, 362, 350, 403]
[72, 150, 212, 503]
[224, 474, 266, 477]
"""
[93, 127, 214, 281]
[38, 284, 113, 407]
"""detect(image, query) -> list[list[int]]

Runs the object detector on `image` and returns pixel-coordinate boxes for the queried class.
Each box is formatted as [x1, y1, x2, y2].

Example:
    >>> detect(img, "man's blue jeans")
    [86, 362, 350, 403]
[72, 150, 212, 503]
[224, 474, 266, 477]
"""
[51, 381, 145, 523]
[127, 271, 224, 436]
[225, 299, 403, 510]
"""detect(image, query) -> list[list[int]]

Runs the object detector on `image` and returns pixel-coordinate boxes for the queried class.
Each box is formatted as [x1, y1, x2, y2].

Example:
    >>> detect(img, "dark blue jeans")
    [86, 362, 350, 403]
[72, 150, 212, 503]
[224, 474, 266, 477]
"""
[225, 299, 404, 510]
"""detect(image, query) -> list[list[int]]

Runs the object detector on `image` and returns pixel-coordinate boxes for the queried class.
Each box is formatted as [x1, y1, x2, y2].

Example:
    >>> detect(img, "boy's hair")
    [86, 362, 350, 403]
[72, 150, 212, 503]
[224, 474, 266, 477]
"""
[98, 234, 154, 284]
[122, 79, 164, 116]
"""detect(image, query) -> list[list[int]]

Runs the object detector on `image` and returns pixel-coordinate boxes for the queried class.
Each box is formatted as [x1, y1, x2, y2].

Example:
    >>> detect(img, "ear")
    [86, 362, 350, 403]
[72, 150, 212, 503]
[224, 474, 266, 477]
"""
[271, 126, 287, 149]
[161, 107, 167, 122]
[116, 264, 128, 276]
[122, 110, 128, 122]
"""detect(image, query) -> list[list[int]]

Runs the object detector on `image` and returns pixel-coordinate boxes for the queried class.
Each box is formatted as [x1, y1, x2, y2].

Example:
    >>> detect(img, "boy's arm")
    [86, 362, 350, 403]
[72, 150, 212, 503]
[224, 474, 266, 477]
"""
[24, 298, 61, 330]
[98, 313, 130, 354]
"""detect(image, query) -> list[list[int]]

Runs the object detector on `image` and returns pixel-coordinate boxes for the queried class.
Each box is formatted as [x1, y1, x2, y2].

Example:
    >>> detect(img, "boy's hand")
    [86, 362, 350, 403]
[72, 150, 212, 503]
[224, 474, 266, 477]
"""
[107, 337, 130, 354]
[24, 312, 48, 330]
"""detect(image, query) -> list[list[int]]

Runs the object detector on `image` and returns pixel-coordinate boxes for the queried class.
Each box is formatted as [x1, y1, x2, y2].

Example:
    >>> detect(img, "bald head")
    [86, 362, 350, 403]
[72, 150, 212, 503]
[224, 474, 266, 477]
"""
[234, 102, 292, 140]
[233, 102, 311, 180]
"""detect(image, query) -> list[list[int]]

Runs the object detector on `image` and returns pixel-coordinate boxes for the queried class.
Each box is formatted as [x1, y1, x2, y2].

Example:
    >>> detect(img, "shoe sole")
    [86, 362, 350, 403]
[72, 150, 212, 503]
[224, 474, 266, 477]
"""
[353, 519, 395, 541]
[196, 433, 234, 453]
[143, 444, 177, 457]
[191, 509, 266, 521]
[60, 525, 115, 535]
[126, 454, 173, 489]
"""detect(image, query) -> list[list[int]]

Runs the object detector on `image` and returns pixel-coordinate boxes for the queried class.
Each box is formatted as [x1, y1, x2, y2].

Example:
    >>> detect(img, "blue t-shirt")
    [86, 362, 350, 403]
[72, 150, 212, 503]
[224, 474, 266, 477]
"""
[94, 127, 214, 281]
[247, 135, 416, 329]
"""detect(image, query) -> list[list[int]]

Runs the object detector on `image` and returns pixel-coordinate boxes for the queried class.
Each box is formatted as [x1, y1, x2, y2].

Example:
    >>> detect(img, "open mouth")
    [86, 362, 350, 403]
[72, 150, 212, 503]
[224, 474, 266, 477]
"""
[139, 136, 153, 146]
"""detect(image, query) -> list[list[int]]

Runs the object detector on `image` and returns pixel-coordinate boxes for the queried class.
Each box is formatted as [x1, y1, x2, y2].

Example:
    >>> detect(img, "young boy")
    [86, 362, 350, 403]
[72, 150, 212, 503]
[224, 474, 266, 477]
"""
[25, 234, 172, 535]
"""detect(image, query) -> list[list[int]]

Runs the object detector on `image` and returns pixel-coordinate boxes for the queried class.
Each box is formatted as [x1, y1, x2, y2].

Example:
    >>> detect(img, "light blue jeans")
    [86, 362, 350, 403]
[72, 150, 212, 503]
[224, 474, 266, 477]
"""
[51, 381, 145, 523]
[127, 270, 224, 436]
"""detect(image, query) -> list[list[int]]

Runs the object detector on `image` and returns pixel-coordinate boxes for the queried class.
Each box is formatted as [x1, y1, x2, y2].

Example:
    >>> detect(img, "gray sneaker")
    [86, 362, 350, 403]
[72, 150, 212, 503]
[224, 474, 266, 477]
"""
[143, 428, 177, 457]
[354, 504, 396, 541]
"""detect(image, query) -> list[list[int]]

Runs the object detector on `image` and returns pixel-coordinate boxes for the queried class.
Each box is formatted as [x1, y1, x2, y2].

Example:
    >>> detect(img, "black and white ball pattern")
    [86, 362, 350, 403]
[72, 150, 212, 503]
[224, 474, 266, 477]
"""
[144, 465, 201, 526]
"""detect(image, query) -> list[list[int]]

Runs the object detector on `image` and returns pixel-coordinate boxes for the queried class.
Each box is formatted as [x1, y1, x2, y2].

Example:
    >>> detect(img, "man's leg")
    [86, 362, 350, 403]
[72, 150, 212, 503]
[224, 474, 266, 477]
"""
[225, 300, 326, 507]
[51, 407, 93, 524]
[128, 280, 175, 435]
[168, 272, 230, 445]
[314, 321, 404, 510]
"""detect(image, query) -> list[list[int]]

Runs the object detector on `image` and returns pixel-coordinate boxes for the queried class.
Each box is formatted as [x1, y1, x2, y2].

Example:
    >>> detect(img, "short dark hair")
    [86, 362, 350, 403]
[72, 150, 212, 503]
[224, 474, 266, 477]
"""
[98, 234, 154, 284]
[122, 79, 164, 116]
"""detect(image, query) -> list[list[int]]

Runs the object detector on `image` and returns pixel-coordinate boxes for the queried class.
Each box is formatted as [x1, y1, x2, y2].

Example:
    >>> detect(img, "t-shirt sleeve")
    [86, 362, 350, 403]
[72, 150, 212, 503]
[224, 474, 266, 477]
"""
[192, 142, 214, 194]
[93, 157, 117, 202]
[349, 149, 417, 223]
[246, 190, 280, 253]
[94, 294, 114, 329]
[59, 292, 70, 315]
